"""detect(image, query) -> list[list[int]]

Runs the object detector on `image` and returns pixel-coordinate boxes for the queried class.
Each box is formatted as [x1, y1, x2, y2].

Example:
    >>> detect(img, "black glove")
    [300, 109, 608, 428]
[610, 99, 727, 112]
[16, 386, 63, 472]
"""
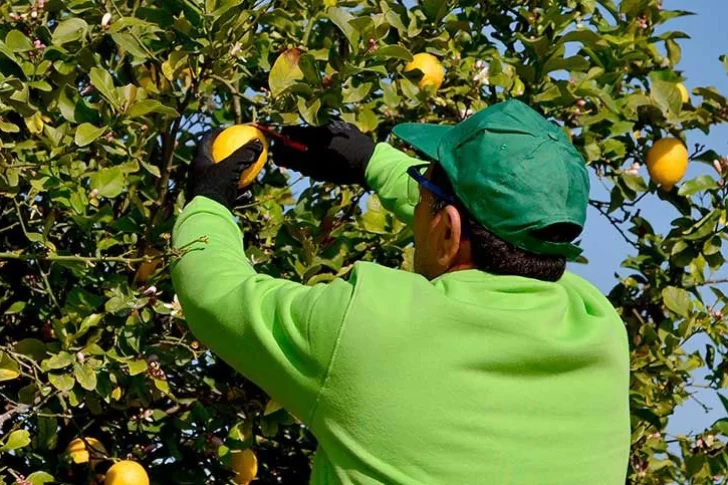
[273, 120, 375, 187]
[186, 129, 264, 210]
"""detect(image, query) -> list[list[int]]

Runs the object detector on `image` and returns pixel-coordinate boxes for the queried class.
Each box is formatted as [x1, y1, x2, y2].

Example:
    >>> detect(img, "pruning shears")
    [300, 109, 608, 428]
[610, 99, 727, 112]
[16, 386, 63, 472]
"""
[251, 123, 308, 152]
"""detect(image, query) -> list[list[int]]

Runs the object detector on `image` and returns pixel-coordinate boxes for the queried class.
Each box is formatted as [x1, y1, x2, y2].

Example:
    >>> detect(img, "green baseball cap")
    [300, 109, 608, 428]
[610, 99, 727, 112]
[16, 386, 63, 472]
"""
[392, 99, 589, 259]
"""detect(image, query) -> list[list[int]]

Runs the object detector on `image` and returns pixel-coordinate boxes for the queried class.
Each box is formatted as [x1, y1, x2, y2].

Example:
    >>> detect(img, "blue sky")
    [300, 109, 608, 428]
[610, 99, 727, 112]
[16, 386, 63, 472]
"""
[568, 0, 728, 438]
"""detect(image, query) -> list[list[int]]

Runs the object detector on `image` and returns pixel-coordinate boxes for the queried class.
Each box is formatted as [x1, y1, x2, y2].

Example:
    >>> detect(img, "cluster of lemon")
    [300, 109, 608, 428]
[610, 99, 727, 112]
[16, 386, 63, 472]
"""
[213, 54, 691, 194]
[66, 437, 257, 484]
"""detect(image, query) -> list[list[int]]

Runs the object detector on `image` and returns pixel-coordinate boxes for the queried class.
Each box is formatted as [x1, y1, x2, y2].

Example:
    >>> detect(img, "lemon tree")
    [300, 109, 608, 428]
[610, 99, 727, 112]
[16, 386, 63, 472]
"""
[1, 0, 728, 484]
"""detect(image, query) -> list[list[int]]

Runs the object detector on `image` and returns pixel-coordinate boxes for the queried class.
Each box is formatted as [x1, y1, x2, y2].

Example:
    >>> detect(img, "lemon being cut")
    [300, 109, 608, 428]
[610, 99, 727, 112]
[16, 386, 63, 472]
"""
[646, 137, 689, 191]
[66, 437, 107, 467]
[104, 460, 149, 485]
[404, 53, 445, 92]
[211, 124, 269, 189]
[230, 449, 258, 485]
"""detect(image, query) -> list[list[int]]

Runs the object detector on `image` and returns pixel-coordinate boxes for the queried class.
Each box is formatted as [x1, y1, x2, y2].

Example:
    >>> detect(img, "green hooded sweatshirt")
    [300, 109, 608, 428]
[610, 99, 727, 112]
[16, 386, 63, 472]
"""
[171, 143, 630, 485]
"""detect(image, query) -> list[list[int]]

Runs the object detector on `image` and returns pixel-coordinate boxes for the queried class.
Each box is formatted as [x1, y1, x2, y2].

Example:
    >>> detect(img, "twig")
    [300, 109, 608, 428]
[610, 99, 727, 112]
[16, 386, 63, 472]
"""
[38, 265, 61, 312]
[692, 278, 728, 287]
[210, 75, 243, 124]
[110, 0, 159, 61]
[0, 222, 19, 235]
[0, 237, 205, 264]
[302, 13, 320, 47]
[12, 199, 62, 311]
[0, 252, 161, 264]
[589, 200, 639, 249]
[688, 391, 712, 414]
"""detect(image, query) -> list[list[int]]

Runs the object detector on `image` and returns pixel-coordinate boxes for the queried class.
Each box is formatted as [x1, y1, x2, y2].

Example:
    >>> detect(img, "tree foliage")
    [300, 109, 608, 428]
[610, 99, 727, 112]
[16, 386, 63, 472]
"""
[1, 0, 728, 483]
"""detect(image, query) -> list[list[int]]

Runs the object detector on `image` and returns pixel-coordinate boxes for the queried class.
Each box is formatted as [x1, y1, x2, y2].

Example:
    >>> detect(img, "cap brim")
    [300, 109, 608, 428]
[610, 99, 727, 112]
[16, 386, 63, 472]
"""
[392, 123, 454, 161]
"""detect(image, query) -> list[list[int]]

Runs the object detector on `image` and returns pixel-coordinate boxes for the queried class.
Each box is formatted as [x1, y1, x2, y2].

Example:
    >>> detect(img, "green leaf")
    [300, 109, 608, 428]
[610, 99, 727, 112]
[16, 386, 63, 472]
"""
[269, 48, 304, 97]
[76, 313, 103, 338]
[533, 84, 562, 103]
[73, 362, 97, 391]
[0, 40, 20, 66]
[45, 351, 74, 370]
[48, 373, 75, 392]
[89, 166, 126, 198]
[367, 45, 413, 61]
[110, 32, 150, 59]
[662, 286, 691, 317]
[620, 0, 649, 15]
[0, 352, 20, 381]
[0, 430, 31, 453]
[89, 67, 119, 108]
[37, 416, 58, 451]
[297, 54, 321, 84]
[544, 55, 590, 74]
[651, 79, 682, 120]
[622, 173, 648, 193]
[74, 123, 107, 147]
[421, 0, 448, 22]
[343, 82, 373, 103]
[127, 99, 178, 118]
[14, 339, 47, 361]
[154, 377, 171, 395]
[6, 300, 26, 314]
[715, 419, 728, 435]
[29, 80, 53, 92]
[684, 209, 721, 241]
[0, 120, 20, 133]
[127, 359, 148, 376]
[141, 160, 162, 177]
[327, 8, 360, 48]
[665, 38, 681, 66]
[52, 18, 89, 45]
[27, 472, 55, 485]
[6, 30, 34, 52]
[297, 97, 321, 126]
[678, 175, 719, 197]
[719, 393, 728, 415]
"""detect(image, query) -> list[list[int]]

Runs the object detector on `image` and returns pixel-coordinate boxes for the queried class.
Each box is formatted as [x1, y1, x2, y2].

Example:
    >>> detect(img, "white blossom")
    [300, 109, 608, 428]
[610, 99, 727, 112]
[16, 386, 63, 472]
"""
[625, 162, 641, 176]
[163, 294, 184, 318]
[101, 12, 112, 28]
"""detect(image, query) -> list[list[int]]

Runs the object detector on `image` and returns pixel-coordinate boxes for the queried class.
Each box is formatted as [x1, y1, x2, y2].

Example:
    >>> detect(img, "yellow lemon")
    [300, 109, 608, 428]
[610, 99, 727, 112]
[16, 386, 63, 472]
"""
[230, 449, 258, 485]
[105, 460, 149, 485]
[404, 53, 445, 91]
[211, 125, 269, 189]
[646, 138, 689, 191]
[66, 437, 107, 467]
[676, 83, 690, 104]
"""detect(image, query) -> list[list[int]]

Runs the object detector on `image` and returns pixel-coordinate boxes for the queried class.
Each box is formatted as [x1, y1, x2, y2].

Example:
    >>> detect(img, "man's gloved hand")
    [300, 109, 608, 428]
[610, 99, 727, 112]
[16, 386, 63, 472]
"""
[273, 120, 375, 187]
[186, 129, 264, 210]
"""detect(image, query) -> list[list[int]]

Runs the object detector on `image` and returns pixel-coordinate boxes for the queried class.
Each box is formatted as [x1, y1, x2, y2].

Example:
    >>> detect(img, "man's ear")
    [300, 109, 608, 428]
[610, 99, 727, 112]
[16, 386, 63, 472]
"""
[435, 205, 463, 267]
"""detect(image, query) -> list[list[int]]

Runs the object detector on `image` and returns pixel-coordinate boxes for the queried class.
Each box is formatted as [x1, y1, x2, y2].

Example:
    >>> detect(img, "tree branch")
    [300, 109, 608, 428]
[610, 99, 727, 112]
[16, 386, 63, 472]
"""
[589, 199, 639, 249]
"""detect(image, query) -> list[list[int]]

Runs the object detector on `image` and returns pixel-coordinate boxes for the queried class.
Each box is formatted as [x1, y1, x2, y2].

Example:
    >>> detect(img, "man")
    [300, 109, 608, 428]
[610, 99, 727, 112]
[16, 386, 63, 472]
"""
[172, 100, 630, 484]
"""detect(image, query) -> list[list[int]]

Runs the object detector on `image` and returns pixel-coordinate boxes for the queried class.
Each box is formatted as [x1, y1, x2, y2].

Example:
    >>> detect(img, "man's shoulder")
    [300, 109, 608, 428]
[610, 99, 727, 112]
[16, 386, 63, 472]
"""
[348, 261, 428, 286]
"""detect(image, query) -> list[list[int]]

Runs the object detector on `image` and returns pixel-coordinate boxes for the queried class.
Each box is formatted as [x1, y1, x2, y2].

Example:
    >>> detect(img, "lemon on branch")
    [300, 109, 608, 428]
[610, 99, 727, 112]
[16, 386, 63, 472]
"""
[66, 437, 107, 467]
[404, 53, 444, 92]
[211, 125, 269, 188]
[104, 460, 149, 485]
[646, 137, 689, 191]
[230, 449, 258, 484]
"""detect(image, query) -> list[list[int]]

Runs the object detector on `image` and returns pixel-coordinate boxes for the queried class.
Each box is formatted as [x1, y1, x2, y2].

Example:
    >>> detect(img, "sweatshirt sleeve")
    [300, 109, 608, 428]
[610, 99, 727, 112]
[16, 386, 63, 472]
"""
[170, 196, 354, 423]
[364, 143, 423, 225]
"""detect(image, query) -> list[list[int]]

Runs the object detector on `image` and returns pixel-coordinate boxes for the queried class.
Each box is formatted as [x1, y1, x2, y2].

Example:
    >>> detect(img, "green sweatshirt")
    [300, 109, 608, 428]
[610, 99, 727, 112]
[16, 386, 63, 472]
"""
[172, 143, 630, 484]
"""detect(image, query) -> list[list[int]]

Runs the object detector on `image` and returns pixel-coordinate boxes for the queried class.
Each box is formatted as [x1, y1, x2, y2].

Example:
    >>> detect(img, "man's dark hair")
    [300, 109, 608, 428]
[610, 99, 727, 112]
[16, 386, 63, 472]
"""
[429, 163, 572, 282]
